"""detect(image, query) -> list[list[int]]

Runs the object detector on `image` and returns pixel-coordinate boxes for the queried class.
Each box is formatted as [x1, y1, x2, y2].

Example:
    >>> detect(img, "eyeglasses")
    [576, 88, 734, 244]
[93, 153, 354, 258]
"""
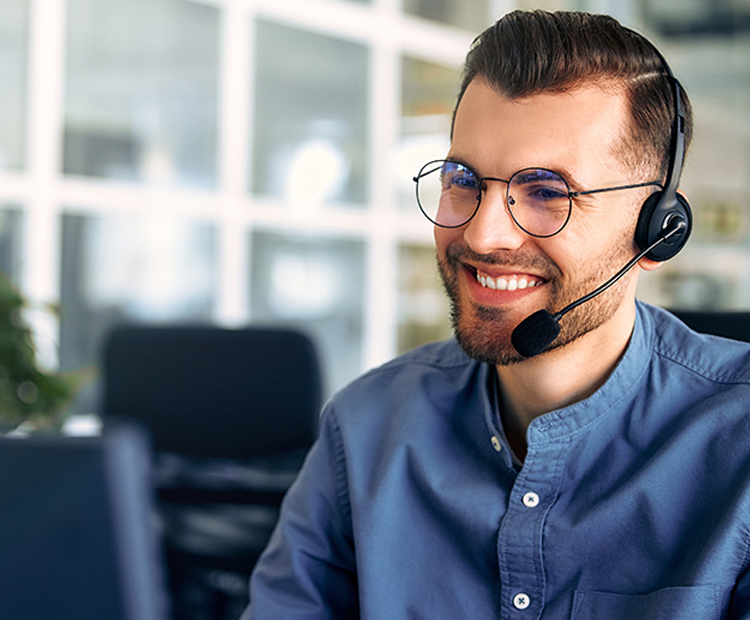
[413, 159, 663, 238]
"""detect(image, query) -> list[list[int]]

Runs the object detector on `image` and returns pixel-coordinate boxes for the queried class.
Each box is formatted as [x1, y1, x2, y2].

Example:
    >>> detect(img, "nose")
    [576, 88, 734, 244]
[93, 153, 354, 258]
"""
[462, 182, 527, 254]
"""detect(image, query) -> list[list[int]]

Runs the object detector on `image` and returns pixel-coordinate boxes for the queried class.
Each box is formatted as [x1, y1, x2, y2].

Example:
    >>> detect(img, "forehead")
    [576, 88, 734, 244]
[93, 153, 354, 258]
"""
[450, 79, 631, 184]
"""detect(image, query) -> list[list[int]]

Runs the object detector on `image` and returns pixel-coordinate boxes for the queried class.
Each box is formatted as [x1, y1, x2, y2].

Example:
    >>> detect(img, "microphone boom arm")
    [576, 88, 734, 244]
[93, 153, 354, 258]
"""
[555, 219, 686, 321]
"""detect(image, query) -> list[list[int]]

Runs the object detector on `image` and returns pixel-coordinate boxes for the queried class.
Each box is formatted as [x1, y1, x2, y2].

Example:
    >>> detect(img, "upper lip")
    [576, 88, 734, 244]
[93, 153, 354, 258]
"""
[445, 244, 558, 283]
[465, 262, 549, 284]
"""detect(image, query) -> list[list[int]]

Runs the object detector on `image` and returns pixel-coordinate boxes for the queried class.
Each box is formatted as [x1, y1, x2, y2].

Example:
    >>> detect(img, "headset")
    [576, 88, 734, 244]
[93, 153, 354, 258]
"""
[632, 42, 692, 261]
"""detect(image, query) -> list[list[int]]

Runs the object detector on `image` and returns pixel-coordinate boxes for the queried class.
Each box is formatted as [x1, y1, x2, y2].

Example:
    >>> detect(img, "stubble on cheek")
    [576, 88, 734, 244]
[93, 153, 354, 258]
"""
[435, 231, 638, 365]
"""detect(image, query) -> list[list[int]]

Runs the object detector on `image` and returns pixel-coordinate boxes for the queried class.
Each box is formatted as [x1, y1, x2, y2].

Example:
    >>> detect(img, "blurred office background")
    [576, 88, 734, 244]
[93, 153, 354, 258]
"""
[1, 0, 748, 413]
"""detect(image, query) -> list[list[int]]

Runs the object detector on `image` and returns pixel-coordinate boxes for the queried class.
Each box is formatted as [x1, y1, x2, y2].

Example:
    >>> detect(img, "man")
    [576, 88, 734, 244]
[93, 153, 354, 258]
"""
[244, 10, 750, 619]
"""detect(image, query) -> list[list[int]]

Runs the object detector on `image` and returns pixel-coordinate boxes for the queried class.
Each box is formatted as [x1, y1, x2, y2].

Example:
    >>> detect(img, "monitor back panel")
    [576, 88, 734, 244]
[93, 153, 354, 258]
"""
[0, 426, 170, 620]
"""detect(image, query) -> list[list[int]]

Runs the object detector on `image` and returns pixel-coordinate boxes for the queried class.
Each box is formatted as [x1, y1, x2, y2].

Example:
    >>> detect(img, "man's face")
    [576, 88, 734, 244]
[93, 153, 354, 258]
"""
[436, 79, 646, 365]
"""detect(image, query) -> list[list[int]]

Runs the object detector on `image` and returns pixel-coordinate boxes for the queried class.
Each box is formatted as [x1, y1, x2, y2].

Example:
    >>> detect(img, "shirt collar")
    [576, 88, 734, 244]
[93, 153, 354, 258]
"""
[481, 301, 654, 450]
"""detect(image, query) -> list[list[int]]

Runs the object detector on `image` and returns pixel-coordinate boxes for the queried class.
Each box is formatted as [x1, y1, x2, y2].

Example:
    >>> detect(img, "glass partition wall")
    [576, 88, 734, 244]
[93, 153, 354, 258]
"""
[2, 0, 749, 412]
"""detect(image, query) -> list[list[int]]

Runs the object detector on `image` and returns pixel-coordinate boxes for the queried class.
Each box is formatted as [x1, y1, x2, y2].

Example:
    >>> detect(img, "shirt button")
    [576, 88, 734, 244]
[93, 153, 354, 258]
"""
[491, 436, 502, 452]
[522, 492, 540, 508]
[513, 592, 531, 610]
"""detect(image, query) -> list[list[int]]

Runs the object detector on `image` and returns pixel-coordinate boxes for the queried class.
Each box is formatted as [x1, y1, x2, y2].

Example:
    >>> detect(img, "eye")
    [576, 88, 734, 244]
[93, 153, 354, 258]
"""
[528, 184, 569, 201]
[511, 169, 570, 204]
[451, 174, 480, 189]
[441, 163, 479, 191]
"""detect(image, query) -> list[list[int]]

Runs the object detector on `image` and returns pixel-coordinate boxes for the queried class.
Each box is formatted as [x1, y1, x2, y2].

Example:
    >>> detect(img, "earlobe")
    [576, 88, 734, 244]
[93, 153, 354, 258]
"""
[638, 256, 663, 272]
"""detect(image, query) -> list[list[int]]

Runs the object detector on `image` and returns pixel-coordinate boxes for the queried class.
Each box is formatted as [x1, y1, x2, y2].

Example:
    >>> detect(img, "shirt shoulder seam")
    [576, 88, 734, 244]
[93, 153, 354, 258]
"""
[653, 341, 750, 386]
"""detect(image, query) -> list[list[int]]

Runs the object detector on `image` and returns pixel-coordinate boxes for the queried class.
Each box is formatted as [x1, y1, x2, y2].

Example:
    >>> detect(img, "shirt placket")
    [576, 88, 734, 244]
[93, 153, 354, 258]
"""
[496, 439, 567, 619]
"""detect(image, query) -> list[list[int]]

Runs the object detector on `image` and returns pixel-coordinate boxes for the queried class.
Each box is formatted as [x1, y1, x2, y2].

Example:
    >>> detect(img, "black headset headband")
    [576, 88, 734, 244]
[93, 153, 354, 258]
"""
[648, 44, 686, 202]
[629, 31, 692, 262]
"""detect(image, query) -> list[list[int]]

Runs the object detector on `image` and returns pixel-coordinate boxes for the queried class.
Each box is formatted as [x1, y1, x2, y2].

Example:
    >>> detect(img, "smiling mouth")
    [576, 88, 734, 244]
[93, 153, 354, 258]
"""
[474, 268, 547, 291]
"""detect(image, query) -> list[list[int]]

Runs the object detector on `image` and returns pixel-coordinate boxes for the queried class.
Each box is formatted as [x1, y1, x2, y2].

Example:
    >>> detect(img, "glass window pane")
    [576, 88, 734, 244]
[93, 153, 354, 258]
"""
[0, 0, 29, 170]
[402, 0, 490, 32]
[250, 231, 365, 396]
[253, 21, 369, 207]
[635, 3, 750, 311]
[398, 57, 458, 211]
[397, 244, 452, 354]
[60, 213, 217, 412]
[63, 0, 220, 187]
[0, 207, 23, 281]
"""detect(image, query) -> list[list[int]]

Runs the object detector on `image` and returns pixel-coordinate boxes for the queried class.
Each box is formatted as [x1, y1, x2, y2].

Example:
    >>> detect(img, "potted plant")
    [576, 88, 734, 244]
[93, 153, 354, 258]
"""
[0, 271, 83, 433]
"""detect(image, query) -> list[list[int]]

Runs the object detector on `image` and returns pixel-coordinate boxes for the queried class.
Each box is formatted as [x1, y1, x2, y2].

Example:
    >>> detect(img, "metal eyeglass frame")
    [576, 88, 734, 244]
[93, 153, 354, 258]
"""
[413, 159, 664, 238]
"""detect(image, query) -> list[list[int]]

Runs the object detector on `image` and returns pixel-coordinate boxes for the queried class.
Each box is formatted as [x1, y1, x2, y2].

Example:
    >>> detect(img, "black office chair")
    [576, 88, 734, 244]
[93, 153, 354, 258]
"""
[100, 325, 322, 620]
[668, 308, 750, 343]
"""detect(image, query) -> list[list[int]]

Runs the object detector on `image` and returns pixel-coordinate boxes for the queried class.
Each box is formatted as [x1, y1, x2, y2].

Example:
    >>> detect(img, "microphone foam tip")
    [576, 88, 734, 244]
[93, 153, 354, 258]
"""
[511, 309, 561, 358]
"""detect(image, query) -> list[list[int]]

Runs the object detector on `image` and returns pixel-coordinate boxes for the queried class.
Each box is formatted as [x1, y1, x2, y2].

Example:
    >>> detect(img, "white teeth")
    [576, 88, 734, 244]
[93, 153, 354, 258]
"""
[476, 272, 541, 291]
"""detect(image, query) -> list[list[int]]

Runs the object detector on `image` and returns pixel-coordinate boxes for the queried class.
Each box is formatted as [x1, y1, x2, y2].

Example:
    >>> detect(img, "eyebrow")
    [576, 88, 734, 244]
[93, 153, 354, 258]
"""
[548, 165, 586, 193]
[445, 154, 481, 175]
[443, 147, 617, 200]
[512, 170, 555, 185]
[447, 153, 586, 192]
[445, 154, 514, 184]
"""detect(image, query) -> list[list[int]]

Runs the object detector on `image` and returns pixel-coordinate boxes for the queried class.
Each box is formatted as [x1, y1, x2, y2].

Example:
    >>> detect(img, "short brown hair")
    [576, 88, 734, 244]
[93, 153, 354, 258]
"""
[452, 10, 692, 180]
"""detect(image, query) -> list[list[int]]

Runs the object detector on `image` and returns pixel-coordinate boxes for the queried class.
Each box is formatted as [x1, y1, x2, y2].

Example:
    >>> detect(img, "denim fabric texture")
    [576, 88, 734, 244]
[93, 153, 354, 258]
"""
[247, 302, 750, 619]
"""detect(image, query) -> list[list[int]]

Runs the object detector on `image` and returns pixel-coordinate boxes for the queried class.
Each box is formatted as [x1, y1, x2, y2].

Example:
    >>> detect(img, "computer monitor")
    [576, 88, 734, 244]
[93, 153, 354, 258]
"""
[0, 425, 170, 620]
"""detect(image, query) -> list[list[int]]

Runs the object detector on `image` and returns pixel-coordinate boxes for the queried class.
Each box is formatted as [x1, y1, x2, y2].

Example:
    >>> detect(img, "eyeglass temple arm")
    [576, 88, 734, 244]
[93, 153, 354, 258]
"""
[571, 180, 663, 198]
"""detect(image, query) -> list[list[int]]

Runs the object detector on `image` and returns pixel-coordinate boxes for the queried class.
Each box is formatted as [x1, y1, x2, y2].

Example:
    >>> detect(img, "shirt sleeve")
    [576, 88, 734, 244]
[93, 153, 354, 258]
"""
[242, 404, 358, 619]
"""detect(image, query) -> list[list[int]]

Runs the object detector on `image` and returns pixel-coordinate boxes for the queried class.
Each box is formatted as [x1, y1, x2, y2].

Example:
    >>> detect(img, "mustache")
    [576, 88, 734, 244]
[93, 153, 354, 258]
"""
[444, 243, 561, 278]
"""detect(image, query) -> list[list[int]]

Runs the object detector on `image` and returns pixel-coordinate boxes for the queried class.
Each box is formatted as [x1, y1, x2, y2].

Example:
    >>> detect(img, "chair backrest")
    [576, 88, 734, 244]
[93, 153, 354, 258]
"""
[669, 309, 750, 343]
[100, 326, 322, 460]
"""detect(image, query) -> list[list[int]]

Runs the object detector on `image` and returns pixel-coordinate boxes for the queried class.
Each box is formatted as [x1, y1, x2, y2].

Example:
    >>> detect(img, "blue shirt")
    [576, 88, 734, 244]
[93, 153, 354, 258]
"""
[245, 302, 750, 619]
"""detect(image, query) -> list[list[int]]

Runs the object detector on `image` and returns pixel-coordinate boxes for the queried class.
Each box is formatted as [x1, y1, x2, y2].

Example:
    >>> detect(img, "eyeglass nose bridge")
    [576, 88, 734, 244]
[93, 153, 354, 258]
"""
[476, 175, 514, 212]
[477, 174, 562, 238]
[462, 175, 530, 238]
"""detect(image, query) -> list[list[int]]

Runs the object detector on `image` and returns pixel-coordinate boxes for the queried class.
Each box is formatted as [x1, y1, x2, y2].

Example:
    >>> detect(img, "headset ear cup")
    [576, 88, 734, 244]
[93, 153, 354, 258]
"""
[635, 192, 692, 262]
[635, 191, 663, 251]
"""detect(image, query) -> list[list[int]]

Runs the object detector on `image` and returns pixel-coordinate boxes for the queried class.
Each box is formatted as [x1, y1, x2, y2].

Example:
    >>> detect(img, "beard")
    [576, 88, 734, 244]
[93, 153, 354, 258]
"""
[437, 239, 637, 366]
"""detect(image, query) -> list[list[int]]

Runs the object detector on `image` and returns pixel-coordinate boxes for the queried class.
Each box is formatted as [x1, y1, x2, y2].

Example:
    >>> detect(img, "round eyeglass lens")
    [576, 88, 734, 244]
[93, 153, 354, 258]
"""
[416, 160, 481, 228]
[507, 168, 572, 237]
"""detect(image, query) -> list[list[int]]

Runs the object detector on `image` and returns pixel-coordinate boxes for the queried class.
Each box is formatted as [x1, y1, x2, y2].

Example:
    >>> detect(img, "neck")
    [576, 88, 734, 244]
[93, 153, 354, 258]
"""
[496, 300, 637, 457]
